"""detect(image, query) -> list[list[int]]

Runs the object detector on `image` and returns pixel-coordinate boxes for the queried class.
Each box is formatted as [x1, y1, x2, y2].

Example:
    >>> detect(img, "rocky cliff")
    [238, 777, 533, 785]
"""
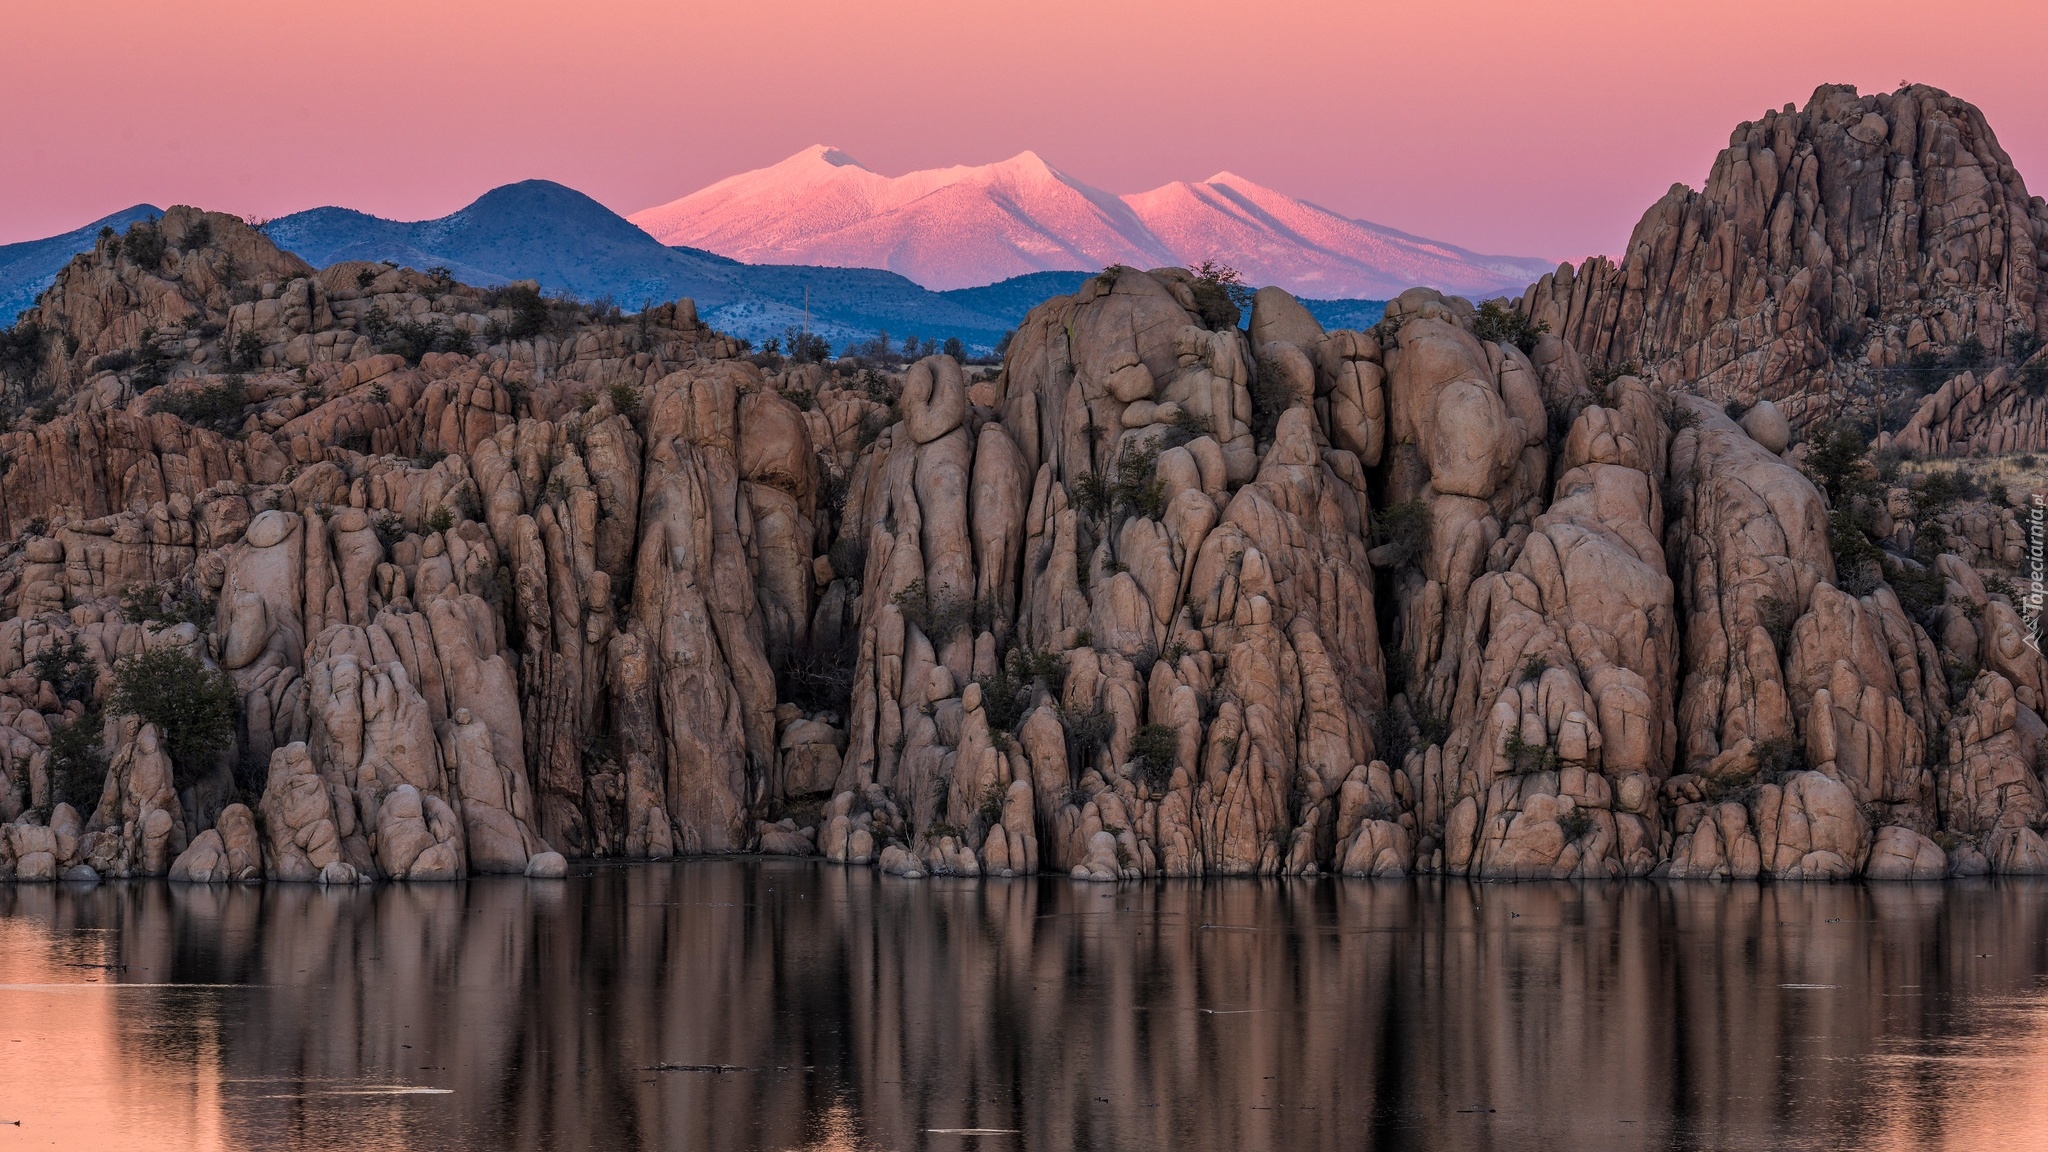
[1519, 84, 2048, 431]
[0, 87, 2042, 884]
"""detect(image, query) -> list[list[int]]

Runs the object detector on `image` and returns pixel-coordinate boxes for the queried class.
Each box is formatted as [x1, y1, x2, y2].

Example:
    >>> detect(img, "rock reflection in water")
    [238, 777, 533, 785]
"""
[1, 865, 2046, 1152]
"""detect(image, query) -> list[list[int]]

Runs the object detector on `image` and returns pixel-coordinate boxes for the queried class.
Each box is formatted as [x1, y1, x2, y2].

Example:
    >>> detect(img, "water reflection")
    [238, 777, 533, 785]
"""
[1, 867, 2045, 1152]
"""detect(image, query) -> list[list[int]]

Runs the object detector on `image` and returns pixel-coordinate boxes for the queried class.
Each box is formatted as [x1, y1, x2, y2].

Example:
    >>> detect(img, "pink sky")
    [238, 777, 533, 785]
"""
[3, 0, 2044, 263]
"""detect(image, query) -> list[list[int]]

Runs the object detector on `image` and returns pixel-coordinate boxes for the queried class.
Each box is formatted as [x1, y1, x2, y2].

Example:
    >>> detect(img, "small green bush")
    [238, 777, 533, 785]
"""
[1371, 499, 1431, 571]
[1503, 729, 1558, 775]
[1250, 360, 1292, 441]
[1758, 594, 1798, 651]
[1754, 735, 1805, 782]
[1590, 360, 1642, 389]
[229, 330, 265, 371]
[974, 666, 1030, 734]
[119, 579, 215, 630]
[1518, 654, 1549, 684]
[1070, 470, 1112, 519]
[146, 374, 247, 434]
[426, 505, 455, 534]
[47, 710, 106, 814]
[892, 578, 993, 638]
[107, 648, 238, 791]
[1472, 301, 1547, 354]
[121, 221, 167, 268]
[1129, 723, 1179, 788]
[977, 783, 1007, 826]
[1804, 423, 1874, 504]
[497, 284, 550, 340]
[1008, 644, 1064, 689]
[1062, 706, 1115, 758]
[1558, 808, 1595, 842]
[828, 535, 868, 583]
[32, 639, 96, 704]
[1112, 444, 1166, 519]
[1828, 508, 1883, 596]
[1186, 260, 1249, 331]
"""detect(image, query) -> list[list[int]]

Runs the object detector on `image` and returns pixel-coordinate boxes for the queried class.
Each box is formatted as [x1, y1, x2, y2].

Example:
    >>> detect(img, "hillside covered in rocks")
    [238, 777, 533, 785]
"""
[0, 83, 2045, 885]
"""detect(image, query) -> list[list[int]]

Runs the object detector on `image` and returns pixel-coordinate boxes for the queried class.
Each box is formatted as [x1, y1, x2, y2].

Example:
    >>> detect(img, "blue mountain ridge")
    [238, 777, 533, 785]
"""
[3, 182, 1383, 351]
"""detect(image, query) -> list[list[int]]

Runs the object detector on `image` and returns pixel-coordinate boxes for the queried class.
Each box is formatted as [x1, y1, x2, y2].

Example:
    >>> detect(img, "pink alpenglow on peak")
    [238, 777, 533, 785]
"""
[629, 147, 1553, 298]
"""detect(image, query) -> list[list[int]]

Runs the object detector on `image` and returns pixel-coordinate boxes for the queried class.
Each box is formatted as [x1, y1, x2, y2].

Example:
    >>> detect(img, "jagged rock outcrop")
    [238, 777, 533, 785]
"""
[1880, 362, 2048, 457]
[1520, 84, 2048, 427]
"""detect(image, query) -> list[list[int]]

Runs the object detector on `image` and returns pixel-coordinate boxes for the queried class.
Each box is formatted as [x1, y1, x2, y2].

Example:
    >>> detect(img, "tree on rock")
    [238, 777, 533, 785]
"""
[107, 648, 238, 791]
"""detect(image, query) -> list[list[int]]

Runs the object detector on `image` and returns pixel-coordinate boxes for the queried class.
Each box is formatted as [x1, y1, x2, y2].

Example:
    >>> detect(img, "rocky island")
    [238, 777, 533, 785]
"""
[0, 84, 2043, 885]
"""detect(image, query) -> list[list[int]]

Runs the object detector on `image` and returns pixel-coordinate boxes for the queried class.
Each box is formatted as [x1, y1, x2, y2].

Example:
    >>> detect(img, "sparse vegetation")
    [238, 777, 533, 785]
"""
[1251, 358, 1293, 441]
[146, 373, 248, 434]
[1827, 507, 1884, 596]
[828, 535, 868, 583]
[977, 783, 1007, 826]
[1129, 723, 1179, 788]
[974, 662, 1031, 733]
[1754, 735, 1806, 782]
[1503, 728, 1559, 775]
[1370, 499, 1431, 571]
[120, 579, 216, 630]
[1589, 359, 1642, 389]
[1187, 260, 1249, 331]
[495, 283, 551, 340]
[1758, 595, 1798, 651]
[774, 638, 858, 715]
[1558, 808, 1595, 842]
[1061, 705, 1115, 761]
[121, 221, 167, 268]
[892, 578, 994, 638]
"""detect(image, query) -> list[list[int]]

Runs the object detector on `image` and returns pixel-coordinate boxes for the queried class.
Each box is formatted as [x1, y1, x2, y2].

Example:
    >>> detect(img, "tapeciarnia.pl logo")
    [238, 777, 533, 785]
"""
[2030, 492, 2046, 653]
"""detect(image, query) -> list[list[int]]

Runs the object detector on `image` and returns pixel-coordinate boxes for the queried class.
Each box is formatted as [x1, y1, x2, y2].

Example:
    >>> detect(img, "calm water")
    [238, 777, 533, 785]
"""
[1, 864, 2045, 1152]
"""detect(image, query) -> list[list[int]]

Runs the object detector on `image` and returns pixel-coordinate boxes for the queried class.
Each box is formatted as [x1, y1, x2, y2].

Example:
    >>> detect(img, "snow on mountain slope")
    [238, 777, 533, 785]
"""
[630, 148, 1552, 298]
[1123, 173, 1553, 300]
[633, 148, 1170, 290]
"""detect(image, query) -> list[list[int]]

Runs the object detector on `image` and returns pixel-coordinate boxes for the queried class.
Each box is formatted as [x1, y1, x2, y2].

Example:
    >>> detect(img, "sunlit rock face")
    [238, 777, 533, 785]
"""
[2, 86, 2047, 887]
[1520, 84, 2048, 431]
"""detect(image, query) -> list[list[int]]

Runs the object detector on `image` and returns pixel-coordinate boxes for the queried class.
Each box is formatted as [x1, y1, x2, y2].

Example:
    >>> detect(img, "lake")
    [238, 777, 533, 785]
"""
[0, 863, 2044, 1151]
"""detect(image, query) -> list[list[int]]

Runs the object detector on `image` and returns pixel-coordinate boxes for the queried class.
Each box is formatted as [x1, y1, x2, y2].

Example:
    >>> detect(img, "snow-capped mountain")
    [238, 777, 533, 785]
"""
[630, 147, 1553, 298]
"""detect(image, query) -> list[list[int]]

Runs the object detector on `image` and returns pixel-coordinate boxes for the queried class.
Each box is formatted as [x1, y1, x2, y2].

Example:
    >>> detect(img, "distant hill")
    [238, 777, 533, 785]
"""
[629, 145, 1554, 299]
[0, 205, 162, 322]
[261, 182, 1083, 352]
[1, 183, 1389, 354]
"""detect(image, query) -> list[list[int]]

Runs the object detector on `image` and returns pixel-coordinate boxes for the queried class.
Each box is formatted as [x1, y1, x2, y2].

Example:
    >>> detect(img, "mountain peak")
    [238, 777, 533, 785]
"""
[792, 145, 865, 169]
[631, 151, 1552, 297]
